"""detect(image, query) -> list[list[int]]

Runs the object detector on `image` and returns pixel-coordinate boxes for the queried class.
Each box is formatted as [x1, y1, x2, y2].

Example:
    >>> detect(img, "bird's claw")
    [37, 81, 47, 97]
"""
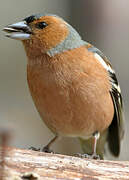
[29, 147, 41, 151]
[90, 153, 100, 160]
[42, 146, 54, 153]
[75, 153, 100, 160]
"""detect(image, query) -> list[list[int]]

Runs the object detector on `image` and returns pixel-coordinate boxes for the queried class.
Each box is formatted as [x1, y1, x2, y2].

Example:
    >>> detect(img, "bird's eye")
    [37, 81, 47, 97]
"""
[36, 22, 48, 29]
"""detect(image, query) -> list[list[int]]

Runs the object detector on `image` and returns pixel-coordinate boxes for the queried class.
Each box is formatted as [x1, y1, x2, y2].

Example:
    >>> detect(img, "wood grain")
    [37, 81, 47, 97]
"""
[0, 147, 128, 180]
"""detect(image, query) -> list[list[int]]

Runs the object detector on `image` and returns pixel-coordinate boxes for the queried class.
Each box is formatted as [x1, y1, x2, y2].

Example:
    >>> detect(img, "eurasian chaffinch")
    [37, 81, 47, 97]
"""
[3, 13, 124, 159]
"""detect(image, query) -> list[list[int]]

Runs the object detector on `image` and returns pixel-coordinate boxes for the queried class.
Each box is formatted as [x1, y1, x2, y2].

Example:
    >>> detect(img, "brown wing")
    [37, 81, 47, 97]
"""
[87, 44, 124, 156]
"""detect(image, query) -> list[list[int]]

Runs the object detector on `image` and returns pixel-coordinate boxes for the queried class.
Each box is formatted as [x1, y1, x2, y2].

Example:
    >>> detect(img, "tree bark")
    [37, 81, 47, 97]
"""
[0, 147, 129, 180]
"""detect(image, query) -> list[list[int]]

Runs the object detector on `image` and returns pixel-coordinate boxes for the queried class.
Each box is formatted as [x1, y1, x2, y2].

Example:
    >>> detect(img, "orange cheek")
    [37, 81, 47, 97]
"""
[34, 23, 69, 51]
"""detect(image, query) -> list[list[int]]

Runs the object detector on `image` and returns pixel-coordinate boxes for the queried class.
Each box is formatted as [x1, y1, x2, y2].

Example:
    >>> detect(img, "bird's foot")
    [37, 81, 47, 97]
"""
[42, 146, 54, 153]
[90, 153, 100, 160]
[75, 153, 100, 160]
[29, 146, 54, 153]
[29, 147, 41, 151]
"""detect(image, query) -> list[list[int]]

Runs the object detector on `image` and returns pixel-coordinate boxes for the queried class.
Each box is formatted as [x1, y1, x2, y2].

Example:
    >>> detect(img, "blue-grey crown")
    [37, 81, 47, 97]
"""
[24, 13, 87, 56]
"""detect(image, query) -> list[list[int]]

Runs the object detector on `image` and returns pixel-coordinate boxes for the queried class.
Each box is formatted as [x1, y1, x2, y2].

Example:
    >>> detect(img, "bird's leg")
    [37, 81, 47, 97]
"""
[29, 135, 59, 152]
[75, 131, 100, 160]
[91, 131, 100, 159]
[42, 135, 58, 153]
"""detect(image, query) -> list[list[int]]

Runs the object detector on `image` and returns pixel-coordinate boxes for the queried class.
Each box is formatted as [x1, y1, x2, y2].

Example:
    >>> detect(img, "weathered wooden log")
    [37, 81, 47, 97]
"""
[0, 147, 129, 180]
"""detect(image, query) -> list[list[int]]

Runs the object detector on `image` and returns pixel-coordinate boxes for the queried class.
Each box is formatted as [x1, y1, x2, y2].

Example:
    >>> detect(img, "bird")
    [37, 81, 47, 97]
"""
[3, 13, 124, 159]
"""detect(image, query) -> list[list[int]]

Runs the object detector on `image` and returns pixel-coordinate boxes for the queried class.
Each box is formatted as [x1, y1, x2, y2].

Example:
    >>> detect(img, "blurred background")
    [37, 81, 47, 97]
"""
[0, 0, 128, 160]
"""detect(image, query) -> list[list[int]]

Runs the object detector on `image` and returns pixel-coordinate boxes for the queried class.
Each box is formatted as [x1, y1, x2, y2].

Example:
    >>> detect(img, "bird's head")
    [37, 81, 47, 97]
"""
[3, 14, 85, 57]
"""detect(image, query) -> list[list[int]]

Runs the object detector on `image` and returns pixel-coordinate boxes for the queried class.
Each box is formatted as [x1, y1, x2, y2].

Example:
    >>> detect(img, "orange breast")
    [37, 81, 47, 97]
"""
[27, 46, 114, 138]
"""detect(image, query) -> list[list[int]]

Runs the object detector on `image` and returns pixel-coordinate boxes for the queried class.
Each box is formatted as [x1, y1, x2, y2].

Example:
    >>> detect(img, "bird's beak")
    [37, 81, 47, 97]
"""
[3, 21, 32, 40]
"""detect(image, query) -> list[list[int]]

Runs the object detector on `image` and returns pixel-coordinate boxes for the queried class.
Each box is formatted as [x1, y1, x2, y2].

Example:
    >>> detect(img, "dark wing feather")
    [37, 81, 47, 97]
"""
[108, 72, 124, 156]
[87, 44, 124, 156]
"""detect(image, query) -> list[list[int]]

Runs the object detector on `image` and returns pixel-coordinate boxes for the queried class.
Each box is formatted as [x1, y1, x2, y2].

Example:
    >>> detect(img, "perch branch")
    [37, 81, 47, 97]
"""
[0, 147, 129, 180]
